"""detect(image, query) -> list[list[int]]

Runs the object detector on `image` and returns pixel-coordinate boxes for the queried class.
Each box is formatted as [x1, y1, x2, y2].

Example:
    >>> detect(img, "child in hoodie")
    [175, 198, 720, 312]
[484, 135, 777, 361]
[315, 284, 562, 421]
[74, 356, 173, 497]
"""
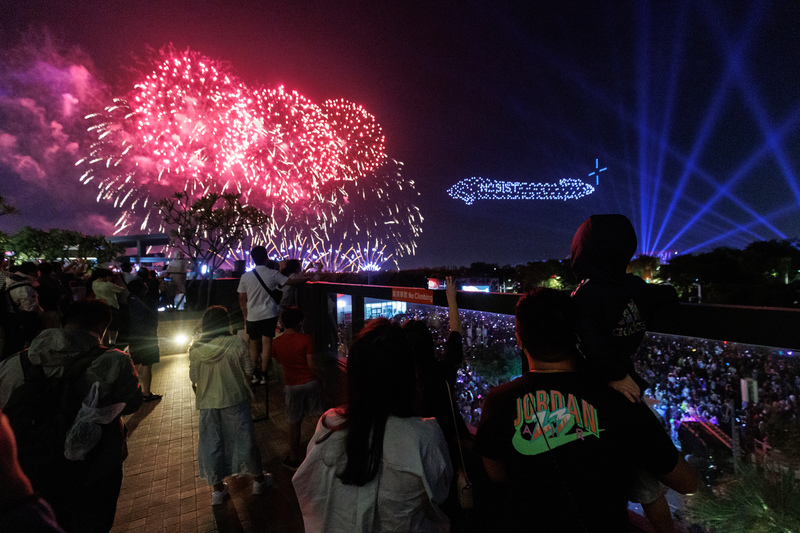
[189, 306, 272, 505]
[569, 214, 678, 533]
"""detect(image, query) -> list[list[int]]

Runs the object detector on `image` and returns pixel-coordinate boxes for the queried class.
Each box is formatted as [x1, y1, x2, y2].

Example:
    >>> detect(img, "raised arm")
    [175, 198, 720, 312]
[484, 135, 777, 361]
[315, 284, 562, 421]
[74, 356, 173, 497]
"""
[445, 276, 462, 335]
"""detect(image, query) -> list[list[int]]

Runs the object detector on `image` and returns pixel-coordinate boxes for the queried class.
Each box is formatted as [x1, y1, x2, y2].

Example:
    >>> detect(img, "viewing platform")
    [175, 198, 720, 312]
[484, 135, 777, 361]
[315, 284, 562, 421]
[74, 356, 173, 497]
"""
[108, 281, 799, 531]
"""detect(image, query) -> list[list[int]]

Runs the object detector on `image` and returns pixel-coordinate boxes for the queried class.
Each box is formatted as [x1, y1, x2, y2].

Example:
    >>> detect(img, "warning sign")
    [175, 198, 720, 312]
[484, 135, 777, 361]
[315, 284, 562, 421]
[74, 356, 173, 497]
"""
[391, 288, 434, 305]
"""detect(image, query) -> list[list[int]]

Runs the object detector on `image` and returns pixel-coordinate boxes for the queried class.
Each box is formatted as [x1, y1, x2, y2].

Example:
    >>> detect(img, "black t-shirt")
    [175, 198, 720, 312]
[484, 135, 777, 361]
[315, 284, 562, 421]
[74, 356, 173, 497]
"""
[474, 371, 678, 532]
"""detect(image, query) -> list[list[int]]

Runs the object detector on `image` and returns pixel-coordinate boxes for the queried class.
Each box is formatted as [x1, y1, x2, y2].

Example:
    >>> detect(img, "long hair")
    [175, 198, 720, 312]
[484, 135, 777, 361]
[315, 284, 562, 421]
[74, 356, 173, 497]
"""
[403, 319, 439, 417]
[338, 318, 417, 486]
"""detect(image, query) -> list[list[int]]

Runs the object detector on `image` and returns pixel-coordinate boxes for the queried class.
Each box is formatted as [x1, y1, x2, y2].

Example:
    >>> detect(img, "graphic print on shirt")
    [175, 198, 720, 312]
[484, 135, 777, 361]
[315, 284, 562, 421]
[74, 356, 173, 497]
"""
[512, 389, 602, 455]
[612, 299, 646, 337]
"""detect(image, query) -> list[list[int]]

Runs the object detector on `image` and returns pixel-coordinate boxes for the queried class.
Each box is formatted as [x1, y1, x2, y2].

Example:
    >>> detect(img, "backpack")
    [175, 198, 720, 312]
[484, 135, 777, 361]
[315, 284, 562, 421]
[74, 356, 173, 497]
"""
[0, 280, 27, 314]
[4, 345, 107, 489]
[0, 282, 27, 360]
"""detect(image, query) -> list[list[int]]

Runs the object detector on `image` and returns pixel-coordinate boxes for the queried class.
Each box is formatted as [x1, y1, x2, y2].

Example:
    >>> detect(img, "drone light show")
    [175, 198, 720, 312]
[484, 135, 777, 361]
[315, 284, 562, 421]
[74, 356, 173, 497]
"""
[447, 162, 599, 205]
[78, 47, 418, 272]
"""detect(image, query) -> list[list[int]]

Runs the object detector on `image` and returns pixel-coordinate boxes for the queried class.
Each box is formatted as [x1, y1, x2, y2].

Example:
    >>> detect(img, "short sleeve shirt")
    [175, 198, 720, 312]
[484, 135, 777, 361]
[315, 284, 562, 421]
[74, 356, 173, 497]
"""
[474, 371, 678, 531]
[237, 266, 288, 321]
[272, 331, 315, 386]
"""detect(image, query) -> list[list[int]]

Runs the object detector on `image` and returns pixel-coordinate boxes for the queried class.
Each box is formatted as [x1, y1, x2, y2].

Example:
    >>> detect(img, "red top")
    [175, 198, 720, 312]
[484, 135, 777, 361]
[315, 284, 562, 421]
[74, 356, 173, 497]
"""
[273, 331, 315, 386]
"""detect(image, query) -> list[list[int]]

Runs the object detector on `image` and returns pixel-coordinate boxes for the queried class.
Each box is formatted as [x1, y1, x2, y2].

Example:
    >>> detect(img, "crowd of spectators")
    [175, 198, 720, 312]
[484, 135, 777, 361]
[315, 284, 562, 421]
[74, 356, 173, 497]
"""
[634, 333, 800, 448]
[373, 301, 799, 453]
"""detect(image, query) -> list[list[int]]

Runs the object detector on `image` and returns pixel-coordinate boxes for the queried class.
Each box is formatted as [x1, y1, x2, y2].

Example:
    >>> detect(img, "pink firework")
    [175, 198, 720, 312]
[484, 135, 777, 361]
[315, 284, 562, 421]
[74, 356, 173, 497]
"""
[79, 48, 262, 230]
[80, 47, 422, 268]
[321, 98, 386, 179]
[244, 86, 341, 203]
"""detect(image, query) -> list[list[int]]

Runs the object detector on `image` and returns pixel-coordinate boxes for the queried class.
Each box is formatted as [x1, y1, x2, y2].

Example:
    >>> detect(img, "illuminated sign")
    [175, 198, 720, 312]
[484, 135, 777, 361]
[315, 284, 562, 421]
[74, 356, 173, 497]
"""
[391, 288, 434, 305]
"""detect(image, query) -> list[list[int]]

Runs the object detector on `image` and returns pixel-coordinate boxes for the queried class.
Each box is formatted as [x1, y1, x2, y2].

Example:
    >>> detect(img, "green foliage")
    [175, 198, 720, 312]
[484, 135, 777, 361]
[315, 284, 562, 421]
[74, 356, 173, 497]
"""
[661, 240, 800, 306]
[467, 343, 521, 386]
[5, 226, 123, 263]
[685, 462, 800, 532]
[629, 254, 661, 281]
[157, 192, 269, 278]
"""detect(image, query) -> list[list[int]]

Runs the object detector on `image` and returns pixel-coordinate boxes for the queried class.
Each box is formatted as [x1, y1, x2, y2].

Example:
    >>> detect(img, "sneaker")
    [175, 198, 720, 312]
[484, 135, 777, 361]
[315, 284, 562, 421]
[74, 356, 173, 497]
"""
[141, 393, 162, 402]
[211, 484, 229, 506]
[259, 375, 267, 385]
[282, 456, 302, 472]
[253, 472, 274, 495]
[251, 374, 260, 385]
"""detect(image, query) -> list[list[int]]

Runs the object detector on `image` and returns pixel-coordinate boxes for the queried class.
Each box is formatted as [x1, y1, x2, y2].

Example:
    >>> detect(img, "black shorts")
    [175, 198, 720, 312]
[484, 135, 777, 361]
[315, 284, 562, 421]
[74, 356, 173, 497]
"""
[246, 317, 279, 339]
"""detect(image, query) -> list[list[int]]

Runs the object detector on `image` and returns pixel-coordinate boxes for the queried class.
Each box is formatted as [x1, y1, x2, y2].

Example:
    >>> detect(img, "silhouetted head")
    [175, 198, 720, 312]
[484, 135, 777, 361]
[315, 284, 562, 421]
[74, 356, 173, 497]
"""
[570, 214, 637, 281]
[64, 300, 113, 338]
[282, 259, 302, 276]
[515, 287, 578, 363]
[200, 306, 232, 339]
[281, 307, 304, 330]
[251, 246, 268, 266]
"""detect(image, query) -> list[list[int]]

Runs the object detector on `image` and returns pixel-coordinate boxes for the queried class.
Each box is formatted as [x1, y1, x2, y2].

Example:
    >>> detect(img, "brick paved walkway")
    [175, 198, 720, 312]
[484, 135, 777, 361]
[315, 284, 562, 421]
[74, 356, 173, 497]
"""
[111, 351, 323, 533]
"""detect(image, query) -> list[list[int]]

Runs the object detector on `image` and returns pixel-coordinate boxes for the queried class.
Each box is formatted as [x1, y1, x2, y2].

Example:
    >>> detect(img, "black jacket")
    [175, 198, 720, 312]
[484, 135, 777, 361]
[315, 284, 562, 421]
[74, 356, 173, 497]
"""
[570, 214, 677, 386]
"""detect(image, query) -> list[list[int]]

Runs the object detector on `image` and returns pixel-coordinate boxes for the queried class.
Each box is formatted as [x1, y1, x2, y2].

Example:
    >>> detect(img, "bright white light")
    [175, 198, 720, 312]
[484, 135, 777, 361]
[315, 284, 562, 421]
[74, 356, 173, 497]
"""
[337, 298, 348, 309]
[201, 264, 208, 275]
[174, 333, 189, 344]
[462, 285, 490, 292]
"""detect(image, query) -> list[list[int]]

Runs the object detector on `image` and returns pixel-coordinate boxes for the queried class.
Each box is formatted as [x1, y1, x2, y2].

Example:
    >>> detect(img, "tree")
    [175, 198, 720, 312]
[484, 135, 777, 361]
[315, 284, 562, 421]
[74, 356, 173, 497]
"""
[6, 226, 123, 264]
[157, 192, 270, 307]
[628, 254, 661, 282]
[0, 196, 19, 217]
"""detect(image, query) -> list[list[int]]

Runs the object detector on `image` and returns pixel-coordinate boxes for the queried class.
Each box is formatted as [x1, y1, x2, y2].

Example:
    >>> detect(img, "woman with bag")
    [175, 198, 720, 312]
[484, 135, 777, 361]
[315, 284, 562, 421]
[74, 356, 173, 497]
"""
[292, 318, 452, 532]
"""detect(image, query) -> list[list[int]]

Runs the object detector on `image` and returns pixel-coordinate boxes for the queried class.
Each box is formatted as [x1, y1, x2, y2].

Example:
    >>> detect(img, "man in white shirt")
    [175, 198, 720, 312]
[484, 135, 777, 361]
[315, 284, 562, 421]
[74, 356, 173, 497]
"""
[237, 246, 306, 385]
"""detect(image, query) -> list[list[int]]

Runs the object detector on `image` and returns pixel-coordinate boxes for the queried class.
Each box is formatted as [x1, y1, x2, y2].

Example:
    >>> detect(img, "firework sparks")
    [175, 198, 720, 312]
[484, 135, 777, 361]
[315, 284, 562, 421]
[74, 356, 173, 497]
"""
[80, 47, 420, 271]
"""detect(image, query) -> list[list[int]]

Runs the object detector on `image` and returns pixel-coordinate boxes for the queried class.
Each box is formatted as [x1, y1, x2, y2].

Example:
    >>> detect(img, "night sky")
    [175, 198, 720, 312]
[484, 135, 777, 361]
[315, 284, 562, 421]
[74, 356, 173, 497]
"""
[1, 1, 798, 269]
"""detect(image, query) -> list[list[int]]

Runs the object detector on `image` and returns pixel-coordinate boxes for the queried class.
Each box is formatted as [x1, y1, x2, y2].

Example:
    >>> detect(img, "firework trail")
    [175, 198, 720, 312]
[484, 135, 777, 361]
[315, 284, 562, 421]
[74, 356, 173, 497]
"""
[80, 47, 419, 271]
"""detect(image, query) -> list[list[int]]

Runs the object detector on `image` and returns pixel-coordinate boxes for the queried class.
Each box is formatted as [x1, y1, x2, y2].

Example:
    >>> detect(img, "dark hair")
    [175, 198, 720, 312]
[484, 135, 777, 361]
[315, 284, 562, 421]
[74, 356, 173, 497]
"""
[121, 261, 132, 273]
[281, 307, 304, 330]
[63, 299, 112, 334]
[339, 318, 417, 486]
[18, 262, 39, 276]
[251, 246, 268, 266]
[91, 267, 111, 280]
[281, 259, 302, 276]
[38, 262, 53, 277]
[127, 279, 145, 297]
[199, 306, 232, 340]
[515, 288, 578, 363]
[137, 266, 150, 280]
[403, 319, 443, 418]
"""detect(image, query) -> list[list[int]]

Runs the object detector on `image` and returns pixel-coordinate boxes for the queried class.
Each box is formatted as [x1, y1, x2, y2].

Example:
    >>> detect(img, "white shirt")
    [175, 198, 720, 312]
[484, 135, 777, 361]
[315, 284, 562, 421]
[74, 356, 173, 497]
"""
[237, 266, 288, 321]
[292, 408, 452, 533]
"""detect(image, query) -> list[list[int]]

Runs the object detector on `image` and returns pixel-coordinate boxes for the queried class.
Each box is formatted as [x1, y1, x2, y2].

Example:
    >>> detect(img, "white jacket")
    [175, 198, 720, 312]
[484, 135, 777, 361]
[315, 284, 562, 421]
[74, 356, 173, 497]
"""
[293, 408, 452, 533]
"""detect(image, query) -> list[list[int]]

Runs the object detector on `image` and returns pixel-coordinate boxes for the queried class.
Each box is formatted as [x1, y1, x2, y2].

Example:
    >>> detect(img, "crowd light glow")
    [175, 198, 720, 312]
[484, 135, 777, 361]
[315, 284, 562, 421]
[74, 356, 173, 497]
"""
[78, 47, 420, 272]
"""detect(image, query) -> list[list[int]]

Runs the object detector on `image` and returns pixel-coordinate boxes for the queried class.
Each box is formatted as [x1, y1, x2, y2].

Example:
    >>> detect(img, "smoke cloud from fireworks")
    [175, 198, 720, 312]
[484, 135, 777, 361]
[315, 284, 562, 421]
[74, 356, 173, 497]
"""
[0, 34, 117, 234]
[80, 47, 418, 270]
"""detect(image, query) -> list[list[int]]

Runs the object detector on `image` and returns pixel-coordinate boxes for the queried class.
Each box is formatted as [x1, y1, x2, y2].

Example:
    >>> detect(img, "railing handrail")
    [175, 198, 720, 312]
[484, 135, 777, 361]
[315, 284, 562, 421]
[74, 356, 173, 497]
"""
[309, 281, 800, 350]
